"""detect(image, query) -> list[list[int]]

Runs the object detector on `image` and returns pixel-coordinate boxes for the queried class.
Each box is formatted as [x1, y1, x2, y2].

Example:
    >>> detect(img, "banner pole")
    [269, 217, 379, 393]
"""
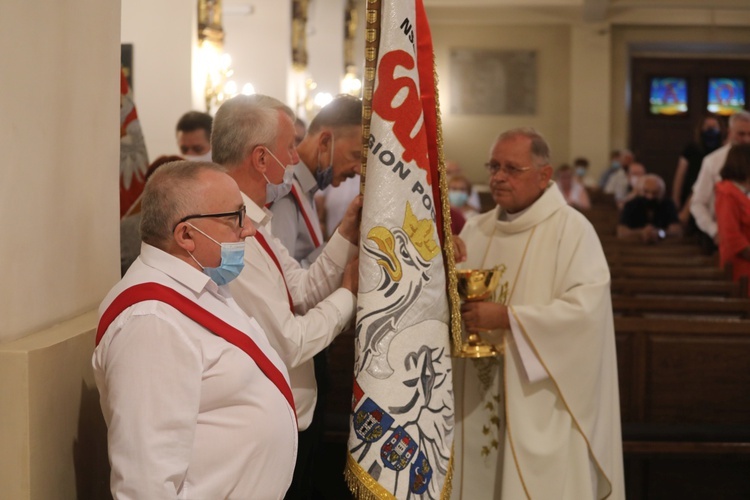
[360, 0, 381, 196]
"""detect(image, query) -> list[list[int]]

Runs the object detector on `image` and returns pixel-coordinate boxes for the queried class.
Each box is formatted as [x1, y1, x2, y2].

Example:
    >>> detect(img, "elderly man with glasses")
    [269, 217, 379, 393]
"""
[451, 128, 625, 500]
[94, 161, 298, 499]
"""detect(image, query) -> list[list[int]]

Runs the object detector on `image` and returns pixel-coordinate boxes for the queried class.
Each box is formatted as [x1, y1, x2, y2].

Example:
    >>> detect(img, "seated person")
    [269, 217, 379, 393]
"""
[617, 174, 682, 243]
[607, 161, 646, 210]
[448, 174, 480, 219]
[555, 164, 591, 210]
[573, 156, 598, 190]
[715, 143, 750, 295]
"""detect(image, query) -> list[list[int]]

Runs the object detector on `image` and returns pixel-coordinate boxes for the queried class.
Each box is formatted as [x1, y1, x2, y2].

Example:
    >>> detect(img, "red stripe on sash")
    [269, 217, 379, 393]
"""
[290, 185, 322, 248]
[96, 282, 297, 422]
[255, 232, 295, 312]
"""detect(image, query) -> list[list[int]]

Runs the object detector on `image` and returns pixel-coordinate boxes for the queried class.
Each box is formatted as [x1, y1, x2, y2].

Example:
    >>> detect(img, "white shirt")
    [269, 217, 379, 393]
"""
[690, 143, 731, 238]
[229, 193, 357, 429]
[93, 243, 297, 500]
[270, 162, 325, 268]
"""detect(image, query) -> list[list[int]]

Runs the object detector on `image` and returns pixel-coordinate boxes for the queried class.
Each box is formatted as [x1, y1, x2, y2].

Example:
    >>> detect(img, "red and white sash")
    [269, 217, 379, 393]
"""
[96, 282, 297, 424]
[290, 183, 323, 248]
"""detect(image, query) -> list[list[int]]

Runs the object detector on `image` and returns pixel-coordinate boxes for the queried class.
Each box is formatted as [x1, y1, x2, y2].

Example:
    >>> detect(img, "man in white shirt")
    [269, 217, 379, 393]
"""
[175, 111, 213, 161]
[211, 94, 361, 500]
[452, 128, 624, 499]
[690, 111, 750, 246]
[271, 94, 363, 267]
[94, 161, 298, 499]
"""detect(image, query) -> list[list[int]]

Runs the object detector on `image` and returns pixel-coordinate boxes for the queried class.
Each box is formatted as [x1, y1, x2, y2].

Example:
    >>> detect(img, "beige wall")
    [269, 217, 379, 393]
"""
[431, 22, 573, 185]
[0, 0, 120, 497]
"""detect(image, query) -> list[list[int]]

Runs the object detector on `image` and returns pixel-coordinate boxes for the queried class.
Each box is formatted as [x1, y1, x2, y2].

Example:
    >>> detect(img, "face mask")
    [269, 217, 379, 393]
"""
[611, 160, 621, 170]
[183, 151, 213, 162]
[701, 128, 721, 150]
[575, 166, 587, 178]
[263, 149, 294, 204]
[187, 223, 246, 286]
[629, 176, 641, 189]
[448, 190, 469, 207]
[315, 136, 335, 190]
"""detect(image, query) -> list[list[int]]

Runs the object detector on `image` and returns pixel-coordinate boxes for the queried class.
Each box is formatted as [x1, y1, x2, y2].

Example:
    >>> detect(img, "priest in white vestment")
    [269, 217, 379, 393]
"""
[452, 128, 625, 500]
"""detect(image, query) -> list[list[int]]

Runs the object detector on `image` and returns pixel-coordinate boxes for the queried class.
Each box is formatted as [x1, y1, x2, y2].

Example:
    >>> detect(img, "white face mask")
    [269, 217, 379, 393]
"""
[263, 148, 294, 204]
[182, 151, 213, 162]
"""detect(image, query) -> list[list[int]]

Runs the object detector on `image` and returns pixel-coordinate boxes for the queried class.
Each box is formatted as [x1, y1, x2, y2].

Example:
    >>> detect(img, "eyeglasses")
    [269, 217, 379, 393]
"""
[484, 161, 532, 177]
[174, 205, 247, 231]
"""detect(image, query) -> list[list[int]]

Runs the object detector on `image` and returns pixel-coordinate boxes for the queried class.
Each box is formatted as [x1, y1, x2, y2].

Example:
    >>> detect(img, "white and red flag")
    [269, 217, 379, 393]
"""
[119, 68, 149, 218]
[346, 1, 458, 498]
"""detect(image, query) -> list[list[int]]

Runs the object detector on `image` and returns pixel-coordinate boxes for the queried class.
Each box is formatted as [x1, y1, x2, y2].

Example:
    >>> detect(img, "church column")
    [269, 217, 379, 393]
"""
[569, 22, 612, 176]
[0, 0, 121, 497]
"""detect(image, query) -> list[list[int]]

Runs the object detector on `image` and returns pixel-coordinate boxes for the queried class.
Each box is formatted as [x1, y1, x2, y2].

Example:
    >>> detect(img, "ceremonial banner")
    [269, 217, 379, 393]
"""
[119, 68, 149, 218]
[346, 0, 459, 497]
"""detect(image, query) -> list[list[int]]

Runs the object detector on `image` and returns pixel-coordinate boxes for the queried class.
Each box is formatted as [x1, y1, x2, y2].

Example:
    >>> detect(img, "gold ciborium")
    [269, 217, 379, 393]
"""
[454, 267, 503, 358]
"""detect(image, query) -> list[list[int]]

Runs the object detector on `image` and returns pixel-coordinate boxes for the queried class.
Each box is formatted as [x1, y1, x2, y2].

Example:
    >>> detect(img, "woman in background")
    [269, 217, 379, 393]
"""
[672, 115, 724, 213]
[715, 143, 750, 295]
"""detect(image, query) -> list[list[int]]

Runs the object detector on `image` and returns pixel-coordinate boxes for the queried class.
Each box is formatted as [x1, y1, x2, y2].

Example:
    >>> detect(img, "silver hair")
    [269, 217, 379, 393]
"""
[140, 161, 227, 249]
[641, 173, 665, 197]
[729, 110, 750, 129]
[211, 94, 295, 168]
[495, 127, 551, 167]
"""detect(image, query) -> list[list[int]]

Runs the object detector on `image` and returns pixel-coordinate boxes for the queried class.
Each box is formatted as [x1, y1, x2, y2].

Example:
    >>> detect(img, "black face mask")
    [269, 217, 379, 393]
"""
[701, 128, 721, 151]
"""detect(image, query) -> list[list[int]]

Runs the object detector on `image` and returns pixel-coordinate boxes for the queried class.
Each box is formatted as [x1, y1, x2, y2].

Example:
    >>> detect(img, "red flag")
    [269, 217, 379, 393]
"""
[119, 69, 149, 218]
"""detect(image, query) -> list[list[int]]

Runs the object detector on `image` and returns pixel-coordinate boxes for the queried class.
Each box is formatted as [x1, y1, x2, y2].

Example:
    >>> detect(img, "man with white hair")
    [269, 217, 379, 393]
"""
[691, 111, 750, 246]
[453, 128, 624, 499]
[617, 173, 682, 243]
[211, 94, 361, 499]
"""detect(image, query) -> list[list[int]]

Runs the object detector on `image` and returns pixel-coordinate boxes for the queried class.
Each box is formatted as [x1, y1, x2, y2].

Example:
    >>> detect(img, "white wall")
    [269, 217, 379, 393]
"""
[121, 0, 194, 159]
[0, 0, 121, 343]
[0, 0, 120, 497]
[431, 22, 572, 185]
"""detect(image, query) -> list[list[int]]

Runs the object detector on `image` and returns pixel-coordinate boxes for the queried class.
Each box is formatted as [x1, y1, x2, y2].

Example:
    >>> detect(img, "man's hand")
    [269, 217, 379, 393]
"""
[341, 256, 359, 294]
[337, 195, 363, 245]
[640, 224, 659, 244]
[461, 302, 508, 332]
[453, 235, 467, 263]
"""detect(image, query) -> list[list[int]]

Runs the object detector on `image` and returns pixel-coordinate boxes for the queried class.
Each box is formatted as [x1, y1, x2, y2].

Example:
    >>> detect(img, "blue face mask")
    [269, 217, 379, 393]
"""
[187, 224, 246, 286]
[263, 149, 294, 204]
[448, 190, 469, 207]
[315, 136, 335, 190]
[575, 166, 587, 178]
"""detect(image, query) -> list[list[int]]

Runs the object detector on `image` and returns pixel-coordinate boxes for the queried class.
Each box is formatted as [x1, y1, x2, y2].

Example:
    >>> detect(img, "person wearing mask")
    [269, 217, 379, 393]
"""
[573, 156, 597, 189]
[271, 95, 362, 268]
[598, 150, 622, 189]
[175, 111, 213, 161]
[672, 115, 723, 212]
[555, 163, 591, 211]
[211, 94, 361, 500]
[691, 111, 750, 251]
[617, 174, 682, 243]
[94, 161, 298, 499]
[715, 143, 750, 295]
[448, 174, 480, 219]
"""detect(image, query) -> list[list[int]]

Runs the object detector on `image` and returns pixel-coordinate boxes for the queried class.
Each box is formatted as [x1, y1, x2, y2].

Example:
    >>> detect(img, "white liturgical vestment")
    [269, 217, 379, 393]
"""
[452, 183, 625, 500]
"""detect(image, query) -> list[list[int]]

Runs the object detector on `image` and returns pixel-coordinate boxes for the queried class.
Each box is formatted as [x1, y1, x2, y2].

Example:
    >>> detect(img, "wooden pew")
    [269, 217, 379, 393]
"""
[615, 316, 750, 499]
[612, 278, 749, 298]
[612, 295, 750, 319]
[607, 253, 717, 268]
[610, 265, 730, 281]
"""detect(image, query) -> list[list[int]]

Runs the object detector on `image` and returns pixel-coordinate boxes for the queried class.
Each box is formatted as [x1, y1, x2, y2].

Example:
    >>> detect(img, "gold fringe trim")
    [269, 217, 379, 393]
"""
[345, 452, 396, 500]
[345, 451, 455, 500]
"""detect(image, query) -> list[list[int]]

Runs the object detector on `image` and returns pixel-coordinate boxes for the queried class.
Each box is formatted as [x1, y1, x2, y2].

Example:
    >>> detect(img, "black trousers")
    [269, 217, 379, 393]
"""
[284, 351, 329, 500]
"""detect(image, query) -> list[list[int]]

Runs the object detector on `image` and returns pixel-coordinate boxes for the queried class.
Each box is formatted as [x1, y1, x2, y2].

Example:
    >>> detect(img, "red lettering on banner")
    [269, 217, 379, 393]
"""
[372, 50, 431, 185]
